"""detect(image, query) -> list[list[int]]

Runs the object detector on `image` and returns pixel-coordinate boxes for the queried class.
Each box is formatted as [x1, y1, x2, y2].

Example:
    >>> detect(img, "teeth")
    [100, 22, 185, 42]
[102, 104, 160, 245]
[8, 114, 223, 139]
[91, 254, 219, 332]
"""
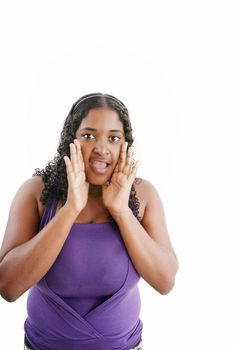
[92, 161, 107, 169]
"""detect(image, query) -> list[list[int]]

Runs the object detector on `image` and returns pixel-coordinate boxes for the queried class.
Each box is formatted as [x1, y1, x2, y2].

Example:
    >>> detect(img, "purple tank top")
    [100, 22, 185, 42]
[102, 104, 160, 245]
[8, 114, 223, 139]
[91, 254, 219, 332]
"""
[24, 199, 143, 350]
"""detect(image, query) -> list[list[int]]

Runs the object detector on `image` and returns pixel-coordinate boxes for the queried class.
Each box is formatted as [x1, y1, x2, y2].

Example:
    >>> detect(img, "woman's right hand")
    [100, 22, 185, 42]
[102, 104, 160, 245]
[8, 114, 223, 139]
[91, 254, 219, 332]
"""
[63, 139, 89, 216]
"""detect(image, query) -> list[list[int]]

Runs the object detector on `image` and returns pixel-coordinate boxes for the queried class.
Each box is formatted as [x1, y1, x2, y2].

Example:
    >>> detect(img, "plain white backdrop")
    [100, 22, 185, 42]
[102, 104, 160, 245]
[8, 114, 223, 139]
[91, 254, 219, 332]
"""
[0, 1, 232, 349]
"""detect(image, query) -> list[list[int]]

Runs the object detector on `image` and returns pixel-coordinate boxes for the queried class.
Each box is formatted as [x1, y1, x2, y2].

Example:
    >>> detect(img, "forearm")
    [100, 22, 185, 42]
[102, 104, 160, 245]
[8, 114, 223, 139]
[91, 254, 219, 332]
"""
[113, 209, 178, 294]
[0, 205, 77, 302]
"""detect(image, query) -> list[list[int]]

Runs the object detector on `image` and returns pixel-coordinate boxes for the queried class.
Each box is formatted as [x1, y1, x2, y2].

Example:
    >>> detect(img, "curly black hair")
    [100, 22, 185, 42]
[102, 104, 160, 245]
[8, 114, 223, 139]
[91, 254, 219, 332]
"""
[34, 93, 140, 220]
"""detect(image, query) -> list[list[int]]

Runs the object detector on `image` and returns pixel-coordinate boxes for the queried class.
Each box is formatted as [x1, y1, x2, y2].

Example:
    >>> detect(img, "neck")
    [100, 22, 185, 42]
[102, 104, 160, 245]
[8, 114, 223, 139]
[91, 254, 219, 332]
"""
[89, 185, 102, 197]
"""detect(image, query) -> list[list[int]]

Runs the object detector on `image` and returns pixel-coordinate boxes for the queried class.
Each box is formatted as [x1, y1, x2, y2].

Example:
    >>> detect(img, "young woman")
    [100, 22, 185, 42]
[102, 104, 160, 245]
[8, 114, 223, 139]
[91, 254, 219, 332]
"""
[0, 93, 178, 350]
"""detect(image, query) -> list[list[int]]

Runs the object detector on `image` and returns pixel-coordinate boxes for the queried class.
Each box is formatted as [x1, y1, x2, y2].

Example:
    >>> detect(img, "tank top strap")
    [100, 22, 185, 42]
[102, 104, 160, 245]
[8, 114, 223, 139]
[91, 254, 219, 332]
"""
[39, 198, 57, 230]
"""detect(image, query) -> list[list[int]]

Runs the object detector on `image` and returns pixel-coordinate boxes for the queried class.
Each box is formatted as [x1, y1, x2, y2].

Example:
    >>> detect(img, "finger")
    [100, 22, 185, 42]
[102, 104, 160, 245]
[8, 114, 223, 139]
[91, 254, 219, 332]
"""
[64, 155, 71, 172]
[127, 146, 134, 164]
[123, 146, 134, 176]
[128, 160, 139, 183]
[74, 139, 85, 171]
[69, 142, 77, 172]
[113, 162, 119, 173]
[64, 155, 75, 183]
[118, 142, 128, 172]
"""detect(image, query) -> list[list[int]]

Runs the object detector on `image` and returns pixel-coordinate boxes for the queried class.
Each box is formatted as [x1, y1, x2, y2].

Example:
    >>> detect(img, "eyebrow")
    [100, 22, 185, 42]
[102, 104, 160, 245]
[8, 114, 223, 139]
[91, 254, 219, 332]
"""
[80, 127, 124, 134]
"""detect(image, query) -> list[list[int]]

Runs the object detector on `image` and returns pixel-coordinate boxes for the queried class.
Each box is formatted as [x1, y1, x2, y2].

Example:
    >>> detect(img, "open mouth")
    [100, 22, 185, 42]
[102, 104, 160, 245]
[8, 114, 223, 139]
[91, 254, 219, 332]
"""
[90, 160, 110, 173]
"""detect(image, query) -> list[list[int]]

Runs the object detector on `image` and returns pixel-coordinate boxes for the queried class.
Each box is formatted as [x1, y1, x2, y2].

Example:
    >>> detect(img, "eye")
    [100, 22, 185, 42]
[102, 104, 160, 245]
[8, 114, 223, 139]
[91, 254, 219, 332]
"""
[109, 135, 121, 142]
[81, 133, 95, 140]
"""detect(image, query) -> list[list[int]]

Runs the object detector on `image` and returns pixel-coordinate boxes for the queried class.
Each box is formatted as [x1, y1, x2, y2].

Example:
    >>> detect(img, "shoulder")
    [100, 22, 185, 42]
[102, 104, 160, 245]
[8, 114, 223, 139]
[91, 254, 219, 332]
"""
[134, 177, 160, 201]
[133, 177, 162, 219]
[133, 178, 177, 269]
[133, 178, 172, 246]
[16, 175, 44, 198]
[14, 176, 45, 218]
[0, 176, 45, 262]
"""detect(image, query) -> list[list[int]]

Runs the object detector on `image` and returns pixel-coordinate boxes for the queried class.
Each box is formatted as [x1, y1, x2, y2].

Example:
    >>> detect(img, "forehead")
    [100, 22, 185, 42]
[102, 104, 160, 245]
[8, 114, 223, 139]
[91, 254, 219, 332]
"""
[79, 107, 124, 131]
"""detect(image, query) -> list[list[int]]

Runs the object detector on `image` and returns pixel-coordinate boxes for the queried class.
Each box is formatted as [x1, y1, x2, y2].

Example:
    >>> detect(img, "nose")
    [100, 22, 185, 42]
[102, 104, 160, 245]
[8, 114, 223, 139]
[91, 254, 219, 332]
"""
[93, 137, 110, 155]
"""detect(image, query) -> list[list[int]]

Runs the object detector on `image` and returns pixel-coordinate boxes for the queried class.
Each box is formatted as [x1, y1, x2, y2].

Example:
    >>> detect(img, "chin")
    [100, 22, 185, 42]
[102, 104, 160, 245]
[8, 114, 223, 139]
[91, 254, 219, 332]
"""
[86, 174, 111, 186]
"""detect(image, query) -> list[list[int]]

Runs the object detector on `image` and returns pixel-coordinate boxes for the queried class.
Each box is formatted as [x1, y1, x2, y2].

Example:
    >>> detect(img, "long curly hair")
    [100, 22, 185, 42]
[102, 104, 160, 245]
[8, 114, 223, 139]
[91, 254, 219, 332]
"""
[34, 93, 140, 220]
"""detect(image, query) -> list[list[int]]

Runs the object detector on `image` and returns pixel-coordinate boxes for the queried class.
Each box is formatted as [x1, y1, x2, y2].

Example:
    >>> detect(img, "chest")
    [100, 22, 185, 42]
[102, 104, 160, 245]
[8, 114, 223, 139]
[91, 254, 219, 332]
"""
[45, 223, 130, 298]
[75, 203, 112, 224]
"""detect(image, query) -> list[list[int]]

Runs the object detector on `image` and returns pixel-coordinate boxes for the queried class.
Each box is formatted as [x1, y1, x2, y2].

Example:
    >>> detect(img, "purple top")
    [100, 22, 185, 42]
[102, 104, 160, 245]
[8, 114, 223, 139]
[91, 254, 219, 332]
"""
[24, 199, 143, 350]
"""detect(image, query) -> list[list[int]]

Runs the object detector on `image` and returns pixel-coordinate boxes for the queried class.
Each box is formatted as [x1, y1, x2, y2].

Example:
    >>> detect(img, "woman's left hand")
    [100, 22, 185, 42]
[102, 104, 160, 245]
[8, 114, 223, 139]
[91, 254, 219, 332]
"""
[102, 142, 139, 218]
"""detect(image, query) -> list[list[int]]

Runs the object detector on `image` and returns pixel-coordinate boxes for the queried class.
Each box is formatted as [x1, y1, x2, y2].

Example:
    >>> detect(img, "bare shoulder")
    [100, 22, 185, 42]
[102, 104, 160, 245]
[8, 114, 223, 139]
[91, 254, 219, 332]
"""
[133, 177, 175, 252]
[134, 177, 170, 230]
[18, 175, 44, 194]
[134, 177, 159, 196]
[134, 177, 162, 216]
[0, 176, 45, 261]
[12, 176, 45, 217]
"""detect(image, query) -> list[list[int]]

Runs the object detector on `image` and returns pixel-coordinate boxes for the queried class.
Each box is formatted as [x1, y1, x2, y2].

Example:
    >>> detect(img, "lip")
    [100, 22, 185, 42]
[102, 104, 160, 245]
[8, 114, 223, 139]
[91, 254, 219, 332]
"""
[89, 159, 111, 174]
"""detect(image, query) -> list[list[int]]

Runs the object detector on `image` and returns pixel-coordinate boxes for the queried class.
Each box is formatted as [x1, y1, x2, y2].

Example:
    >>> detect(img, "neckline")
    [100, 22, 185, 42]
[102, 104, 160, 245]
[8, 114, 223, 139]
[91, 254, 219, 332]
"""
[72, 221, 114, 226]
[49, 199, 114, 227]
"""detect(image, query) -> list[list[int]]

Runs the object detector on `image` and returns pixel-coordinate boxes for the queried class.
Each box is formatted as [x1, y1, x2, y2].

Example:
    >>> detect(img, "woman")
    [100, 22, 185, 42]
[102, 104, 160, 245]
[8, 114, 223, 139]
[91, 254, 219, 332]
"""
[0, 93, 178, 350]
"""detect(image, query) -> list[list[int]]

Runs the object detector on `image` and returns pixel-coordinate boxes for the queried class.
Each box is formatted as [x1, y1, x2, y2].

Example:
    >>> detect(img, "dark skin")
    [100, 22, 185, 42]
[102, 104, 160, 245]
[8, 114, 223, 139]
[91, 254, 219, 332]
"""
[0, 107, 178, 302]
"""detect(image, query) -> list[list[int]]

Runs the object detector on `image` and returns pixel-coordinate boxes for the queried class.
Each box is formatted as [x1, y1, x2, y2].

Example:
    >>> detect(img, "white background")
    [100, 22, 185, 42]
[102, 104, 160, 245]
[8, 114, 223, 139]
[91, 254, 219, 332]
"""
[0, 1, 232, 349]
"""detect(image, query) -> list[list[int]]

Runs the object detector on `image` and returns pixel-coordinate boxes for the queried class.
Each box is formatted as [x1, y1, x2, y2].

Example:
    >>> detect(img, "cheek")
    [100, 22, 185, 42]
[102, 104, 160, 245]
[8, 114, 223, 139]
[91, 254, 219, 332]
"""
[114, 144, 123, 162]
[79, 142, 91, 162]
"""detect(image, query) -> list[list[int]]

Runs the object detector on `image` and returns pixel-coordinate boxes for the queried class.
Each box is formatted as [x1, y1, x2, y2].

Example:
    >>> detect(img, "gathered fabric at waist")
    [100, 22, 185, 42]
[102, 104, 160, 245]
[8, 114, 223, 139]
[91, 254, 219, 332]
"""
[25, 262, 142, 350]
[24, 336, 143, 350]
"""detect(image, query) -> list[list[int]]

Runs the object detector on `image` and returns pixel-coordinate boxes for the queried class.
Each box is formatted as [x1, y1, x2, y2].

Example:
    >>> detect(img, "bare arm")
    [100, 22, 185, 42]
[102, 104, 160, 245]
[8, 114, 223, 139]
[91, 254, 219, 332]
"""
[102, 144, 178, 294]
[0, 177, 77, 302]
[112, 179, 178, 294]
[0, 140, 89, 302]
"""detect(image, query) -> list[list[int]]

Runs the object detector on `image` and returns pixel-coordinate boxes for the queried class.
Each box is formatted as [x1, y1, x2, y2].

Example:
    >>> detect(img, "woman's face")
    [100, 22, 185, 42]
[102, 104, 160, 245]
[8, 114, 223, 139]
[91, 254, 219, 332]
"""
[75, 107, 126, 185]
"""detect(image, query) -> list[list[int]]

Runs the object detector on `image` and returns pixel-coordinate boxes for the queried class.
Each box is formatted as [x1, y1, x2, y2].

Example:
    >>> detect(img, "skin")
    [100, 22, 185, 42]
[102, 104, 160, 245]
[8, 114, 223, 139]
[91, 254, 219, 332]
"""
[0, 107, 178, 302]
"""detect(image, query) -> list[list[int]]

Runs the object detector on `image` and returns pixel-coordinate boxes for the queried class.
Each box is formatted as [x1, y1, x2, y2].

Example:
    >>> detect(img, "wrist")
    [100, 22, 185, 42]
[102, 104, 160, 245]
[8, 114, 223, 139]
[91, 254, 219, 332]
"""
[60, 204, 80, 222]
[110, 207, 132, 223]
